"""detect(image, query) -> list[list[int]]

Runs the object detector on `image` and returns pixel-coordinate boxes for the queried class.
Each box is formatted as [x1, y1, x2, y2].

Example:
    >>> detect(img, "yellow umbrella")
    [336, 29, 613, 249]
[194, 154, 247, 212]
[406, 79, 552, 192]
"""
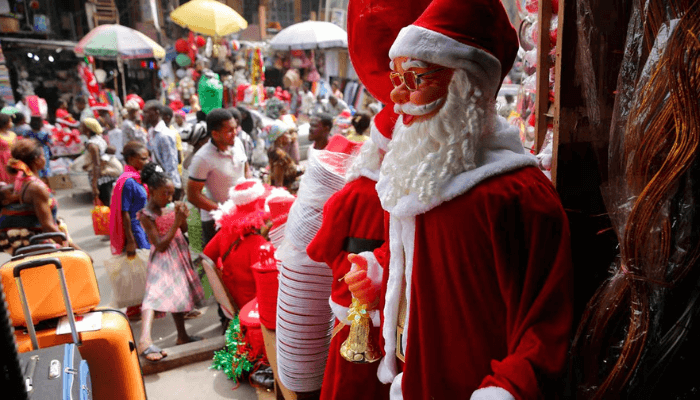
[170, 0, 248, 37]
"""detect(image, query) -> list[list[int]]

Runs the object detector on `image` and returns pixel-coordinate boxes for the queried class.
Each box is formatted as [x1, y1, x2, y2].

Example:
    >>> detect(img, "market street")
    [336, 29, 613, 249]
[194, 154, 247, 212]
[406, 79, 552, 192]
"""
[1, 183, 266, 400]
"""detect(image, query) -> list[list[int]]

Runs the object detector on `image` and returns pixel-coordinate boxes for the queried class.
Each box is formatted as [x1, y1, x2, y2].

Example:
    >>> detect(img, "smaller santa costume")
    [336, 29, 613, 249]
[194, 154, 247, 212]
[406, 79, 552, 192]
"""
[204, 179, 270, 310]
[307, 133, 391, 400]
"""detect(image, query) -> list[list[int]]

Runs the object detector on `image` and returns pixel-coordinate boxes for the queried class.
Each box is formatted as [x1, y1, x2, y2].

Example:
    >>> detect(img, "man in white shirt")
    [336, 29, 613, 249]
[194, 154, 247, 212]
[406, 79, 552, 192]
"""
[187, 108, 250, 245]
[75, 95, 95, 121]
[325, 95, 350, 116]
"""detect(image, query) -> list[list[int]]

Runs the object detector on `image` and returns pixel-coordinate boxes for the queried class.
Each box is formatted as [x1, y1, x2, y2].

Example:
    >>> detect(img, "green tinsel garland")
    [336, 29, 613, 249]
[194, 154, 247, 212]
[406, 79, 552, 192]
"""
[211, 315, 257, 383]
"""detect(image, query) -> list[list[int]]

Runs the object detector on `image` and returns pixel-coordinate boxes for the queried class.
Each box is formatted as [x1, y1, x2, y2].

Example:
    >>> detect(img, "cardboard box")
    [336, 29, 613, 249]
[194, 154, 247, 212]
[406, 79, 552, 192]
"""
[48, 174, 73, 190]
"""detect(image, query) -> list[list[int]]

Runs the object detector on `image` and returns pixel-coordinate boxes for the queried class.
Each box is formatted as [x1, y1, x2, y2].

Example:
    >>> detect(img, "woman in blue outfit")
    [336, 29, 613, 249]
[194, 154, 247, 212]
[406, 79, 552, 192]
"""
[109, 141, 151, 320]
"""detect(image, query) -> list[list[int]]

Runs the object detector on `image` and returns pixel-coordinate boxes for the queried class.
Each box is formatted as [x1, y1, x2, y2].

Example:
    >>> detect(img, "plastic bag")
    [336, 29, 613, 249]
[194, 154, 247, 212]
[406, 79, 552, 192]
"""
[104, 249, 149, 308]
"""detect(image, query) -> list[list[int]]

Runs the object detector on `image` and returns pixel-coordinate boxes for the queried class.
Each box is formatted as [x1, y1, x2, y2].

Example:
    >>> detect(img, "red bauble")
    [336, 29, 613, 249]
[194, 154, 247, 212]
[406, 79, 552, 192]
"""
[195, 35, 206, 48]
[175, 38, 189, 53]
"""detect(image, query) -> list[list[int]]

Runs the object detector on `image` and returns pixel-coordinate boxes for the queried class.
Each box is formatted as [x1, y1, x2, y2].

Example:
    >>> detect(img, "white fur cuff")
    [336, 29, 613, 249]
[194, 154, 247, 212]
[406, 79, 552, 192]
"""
[470, 387, 516, 400]
[358, 251, 383, 290]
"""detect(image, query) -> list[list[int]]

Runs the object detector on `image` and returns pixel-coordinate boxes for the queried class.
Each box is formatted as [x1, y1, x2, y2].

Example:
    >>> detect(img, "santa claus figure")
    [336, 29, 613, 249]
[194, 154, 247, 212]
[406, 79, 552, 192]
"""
[204, 179, 271, 311]
[346, 0, 574, 399]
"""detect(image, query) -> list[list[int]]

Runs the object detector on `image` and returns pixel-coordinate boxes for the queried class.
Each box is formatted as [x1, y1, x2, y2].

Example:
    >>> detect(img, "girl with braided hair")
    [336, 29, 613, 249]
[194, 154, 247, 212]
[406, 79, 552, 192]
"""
[137, 162, 204, 361]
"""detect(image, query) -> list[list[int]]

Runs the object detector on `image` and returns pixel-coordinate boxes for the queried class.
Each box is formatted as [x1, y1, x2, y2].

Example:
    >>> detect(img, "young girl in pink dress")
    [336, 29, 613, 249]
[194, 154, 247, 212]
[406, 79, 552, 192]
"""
[137, 162, 204, 361]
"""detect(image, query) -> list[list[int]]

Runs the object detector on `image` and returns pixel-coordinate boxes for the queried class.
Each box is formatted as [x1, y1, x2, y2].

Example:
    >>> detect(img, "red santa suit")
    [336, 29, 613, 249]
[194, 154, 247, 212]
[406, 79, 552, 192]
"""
[203, 179, 271, 310]
[307, 143, 389, 400]
[362, 2, 574, 398]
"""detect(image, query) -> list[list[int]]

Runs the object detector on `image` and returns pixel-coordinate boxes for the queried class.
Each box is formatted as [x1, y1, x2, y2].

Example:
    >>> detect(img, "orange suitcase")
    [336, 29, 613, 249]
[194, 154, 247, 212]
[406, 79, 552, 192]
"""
[15, 308, 147, 400]
[1, 241, 100, 327]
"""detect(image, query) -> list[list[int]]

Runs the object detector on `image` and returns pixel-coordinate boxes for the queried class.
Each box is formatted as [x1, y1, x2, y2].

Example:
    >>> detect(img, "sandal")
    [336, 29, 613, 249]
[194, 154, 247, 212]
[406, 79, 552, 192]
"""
[141, 344, 167, 362]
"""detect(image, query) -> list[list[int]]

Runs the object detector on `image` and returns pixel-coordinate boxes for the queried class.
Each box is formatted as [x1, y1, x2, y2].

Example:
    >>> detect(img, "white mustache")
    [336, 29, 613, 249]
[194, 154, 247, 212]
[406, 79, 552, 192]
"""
[393, 97, 446, 116]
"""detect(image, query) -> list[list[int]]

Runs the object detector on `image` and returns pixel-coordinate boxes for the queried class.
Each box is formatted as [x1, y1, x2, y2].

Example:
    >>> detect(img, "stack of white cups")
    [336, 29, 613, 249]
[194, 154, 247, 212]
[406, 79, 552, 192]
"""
[275, 148, 354, 392]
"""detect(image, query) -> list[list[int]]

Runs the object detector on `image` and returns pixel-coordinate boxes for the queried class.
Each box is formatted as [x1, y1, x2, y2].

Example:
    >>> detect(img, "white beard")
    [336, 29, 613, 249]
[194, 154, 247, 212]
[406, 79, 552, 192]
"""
[346, 138, 381, 182]
[380, 69, 497, 207]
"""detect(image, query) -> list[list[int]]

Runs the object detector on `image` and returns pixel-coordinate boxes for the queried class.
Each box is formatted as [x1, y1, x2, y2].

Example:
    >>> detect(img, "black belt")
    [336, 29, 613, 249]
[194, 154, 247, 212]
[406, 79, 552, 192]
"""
[343, 237, 384, 254]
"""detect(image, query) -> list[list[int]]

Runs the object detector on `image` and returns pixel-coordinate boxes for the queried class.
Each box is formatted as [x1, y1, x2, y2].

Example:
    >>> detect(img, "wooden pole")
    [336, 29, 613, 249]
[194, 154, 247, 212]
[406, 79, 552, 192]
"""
[534, 0, 553, 153]
[551, 0, 565, 186]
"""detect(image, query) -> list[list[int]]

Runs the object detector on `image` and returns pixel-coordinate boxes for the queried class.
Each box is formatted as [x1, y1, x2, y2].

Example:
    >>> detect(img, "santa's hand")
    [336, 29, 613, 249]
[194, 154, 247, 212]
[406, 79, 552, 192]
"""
[346, 254, 379, 309]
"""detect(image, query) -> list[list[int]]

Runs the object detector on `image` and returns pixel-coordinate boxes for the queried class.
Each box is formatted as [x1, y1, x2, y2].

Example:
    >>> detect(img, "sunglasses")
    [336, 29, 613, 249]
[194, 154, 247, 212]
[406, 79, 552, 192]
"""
[390, 67, 447, 91]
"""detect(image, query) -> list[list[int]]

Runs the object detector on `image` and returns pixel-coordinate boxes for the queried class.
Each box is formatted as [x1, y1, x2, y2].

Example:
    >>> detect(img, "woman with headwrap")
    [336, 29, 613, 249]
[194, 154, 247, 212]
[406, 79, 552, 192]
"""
[0, 138, 79, 254]
[81, 117, 121, 207]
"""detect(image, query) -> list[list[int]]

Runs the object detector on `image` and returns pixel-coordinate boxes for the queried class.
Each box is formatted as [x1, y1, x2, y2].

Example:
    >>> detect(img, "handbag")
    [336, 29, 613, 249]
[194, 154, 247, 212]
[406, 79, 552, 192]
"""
[100, 155, 124, 178]
[91, 200, 110, 235]
[104, 249, 150, 308]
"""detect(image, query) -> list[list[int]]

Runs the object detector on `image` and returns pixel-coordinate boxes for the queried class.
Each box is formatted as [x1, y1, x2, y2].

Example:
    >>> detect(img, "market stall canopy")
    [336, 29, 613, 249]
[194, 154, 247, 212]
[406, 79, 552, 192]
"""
[170, 0, 248, 37]
[74, 24, 166, 59]
[269, 21, 347, 50]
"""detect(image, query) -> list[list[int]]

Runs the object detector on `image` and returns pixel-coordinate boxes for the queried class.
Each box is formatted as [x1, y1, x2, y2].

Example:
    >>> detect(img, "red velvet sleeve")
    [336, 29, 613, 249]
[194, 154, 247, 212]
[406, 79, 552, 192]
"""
[478, 175, 573, 399]
[203, 230, 224, 261]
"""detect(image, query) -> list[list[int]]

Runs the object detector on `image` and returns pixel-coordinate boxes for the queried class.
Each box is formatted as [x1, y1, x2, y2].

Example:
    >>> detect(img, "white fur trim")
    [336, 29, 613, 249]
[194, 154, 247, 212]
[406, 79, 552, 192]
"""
[390, 373, 403, 400]
[264, 187, 295, 212]
[347, 138, 381, 182]
[389, 25, 503, 98]
[378, 215, 415, 384]
[359, 251, 383, 289]
[212, 199, 236, 229]
[229, 179, 265, 205]
[377, 116, 537, 217]
[370, 120, 391, 152]
[329, 298, 351, 325]
[470, 387, 516, 400]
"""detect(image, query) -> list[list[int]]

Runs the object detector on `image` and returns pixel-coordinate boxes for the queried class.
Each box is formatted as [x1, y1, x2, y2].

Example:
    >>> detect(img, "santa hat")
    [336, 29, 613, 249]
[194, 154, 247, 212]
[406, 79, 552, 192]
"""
[348, 0, 433, 105]
[25, 95, 47, 119]
[325, 134, 363, 155]
[369, 106, 399, 152]
[214, 179, 268, 235]
[389, 0, 519, 98]
[266, 189, 295, 228]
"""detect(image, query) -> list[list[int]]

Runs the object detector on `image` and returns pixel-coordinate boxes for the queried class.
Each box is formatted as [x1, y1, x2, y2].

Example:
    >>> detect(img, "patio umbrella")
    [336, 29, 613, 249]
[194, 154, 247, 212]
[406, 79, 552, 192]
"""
[170, 0, 248, 37]
[1, 106, 20, 115]
[269, 21, 347, 50]
[74, 24, 165, 100]
[74, 24, 165, 59]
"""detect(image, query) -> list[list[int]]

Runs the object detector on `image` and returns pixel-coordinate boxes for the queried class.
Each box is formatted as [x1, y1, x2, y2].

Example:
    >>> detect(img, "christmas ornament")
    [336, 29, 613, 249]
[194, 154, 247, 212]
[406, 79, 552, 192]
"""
[176, 53, 191, 67]
[340, 298, 381, 363]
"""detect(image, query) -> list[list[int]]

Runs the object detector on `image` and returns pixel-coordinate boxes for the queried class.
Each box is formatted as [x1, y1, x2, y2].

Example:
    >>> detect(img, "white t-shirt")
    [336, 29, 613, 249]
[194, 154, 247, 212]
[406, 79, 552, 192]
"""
[188, 138, 247, 221]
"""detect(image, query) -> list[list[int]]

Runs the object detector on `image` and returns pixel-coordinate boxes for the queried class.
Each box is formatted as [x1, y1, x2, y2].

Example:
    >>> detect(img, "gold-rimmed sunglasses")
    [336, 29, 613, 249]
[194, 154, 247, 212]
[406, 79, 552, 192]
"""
[390, 67, 447, 91]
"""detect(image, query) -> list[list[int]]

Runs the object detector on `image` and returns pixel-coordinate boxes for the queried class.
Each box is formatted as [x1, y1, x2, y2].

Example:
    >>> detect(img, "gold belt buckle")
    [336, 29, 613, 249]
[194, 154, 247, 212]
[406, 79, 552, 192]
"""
[396, 325, 405, 362]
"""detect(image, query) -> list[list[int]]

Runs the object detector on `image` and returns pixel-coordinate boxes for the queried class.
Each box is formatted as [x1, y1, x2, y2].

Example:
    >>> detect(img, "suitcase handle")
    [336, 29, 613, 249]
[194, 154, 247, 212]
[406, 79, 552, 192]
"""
[14, 257, 81, 349]
[28, 232, 66, 245]
[14, 244, 59, 256]
[11, 247, 74, 262]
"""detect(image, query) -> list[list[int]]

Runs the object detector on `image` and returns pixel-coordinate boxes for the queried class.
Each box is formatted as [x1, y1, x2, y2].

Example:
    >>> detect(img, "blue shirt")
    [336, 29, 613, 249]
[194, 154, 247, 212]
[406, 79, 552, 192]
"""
[148, 120, 181, 188]
[121, 178, 150, 249]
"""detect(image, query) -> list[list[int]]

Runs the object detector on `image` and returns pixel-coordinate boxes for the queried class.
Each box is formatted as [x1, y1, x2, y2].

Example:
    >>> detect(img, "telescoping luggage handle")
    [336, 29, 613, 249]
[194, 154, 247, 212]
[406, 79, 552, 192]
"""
[13, 257, 81, 350]
[28, 232, 67, 245]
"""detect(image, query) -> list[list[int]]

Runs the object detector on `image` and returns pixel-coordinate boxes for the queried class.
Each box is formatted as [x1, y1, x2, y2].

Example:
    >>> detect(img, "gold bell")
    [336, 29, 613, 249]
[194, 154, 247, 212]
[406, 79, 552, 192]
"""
[340, 299, 381, 363]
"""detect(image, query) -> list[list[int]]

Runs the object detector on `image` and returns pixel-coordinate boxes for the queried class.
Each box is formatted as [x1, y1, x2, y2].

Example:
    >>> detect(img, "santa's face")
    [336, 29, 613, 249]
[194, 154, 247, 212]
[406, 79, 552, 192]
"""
[390, 56, 453, 126]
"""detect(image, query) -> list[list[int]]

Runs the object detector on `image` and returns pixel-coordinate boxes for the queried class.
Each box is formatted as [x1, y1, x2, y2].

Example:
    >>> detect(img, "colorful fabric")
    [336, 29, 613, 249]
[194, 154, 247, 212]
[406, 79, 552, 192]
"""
[0, 132, 17, 183]
[109, 164, 149, 254]
[139, 207, 204, 312]
[0, 176, 58, 254]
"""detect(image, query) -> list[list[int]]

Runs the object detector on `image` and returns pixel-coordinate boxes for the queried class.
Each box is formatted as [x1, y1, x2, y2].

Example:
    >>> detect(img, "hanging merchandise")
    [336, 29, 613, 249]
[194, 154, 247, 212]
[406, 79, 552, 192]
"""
[175, 38, 189, 54]
[176, 53, 191, 67]
[198, 70, 223, 114]
[205, 37, 213, 58]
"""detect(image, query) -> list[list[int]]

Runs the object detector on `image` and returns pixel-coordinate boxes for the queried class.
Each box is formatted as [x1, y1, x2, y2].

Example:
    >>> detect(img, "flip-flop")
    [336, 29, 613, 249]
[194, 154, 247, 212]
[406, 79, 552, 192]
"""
[141, 344, 167, 362]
